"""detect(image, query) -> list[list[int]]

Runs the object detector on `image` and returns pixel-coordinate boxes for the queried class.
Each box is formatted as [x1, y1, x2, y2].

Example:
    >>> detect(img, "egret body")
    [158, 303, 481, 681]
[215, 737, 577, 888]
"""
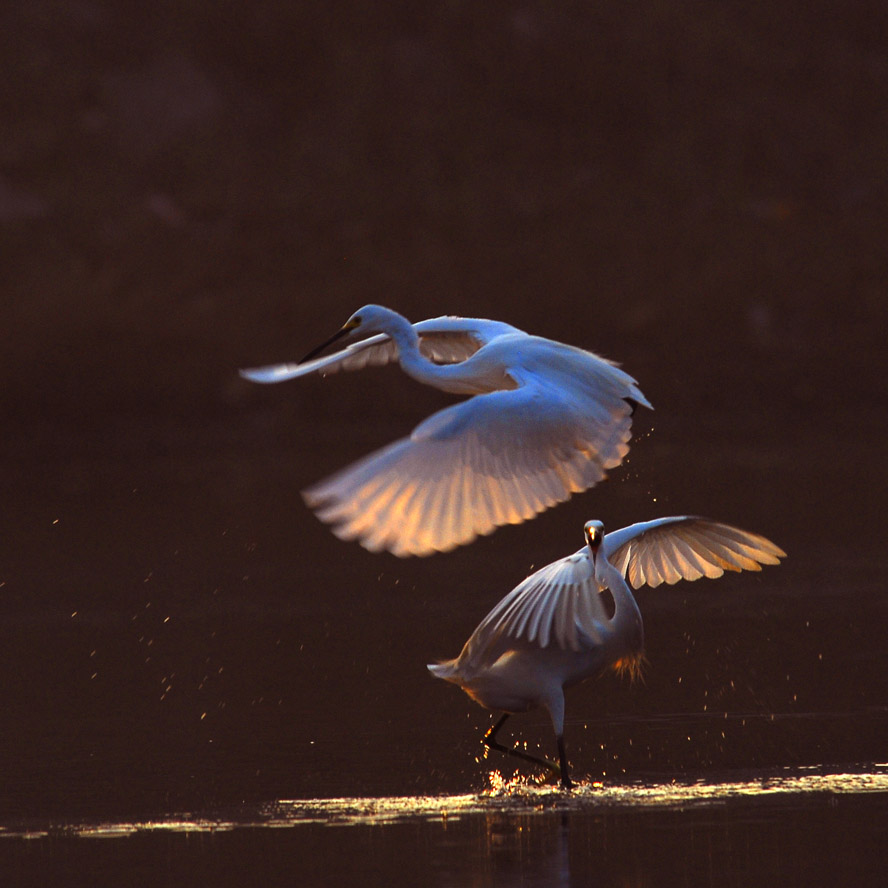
[241, 305, 651, 557]
[429, 517, 785, 788]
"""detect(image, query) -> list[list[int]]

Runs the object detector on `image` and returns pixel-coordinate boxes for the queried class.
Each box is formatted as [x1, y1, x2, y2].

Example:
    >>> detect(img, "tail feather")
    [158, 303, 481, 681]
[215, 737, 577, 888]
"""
[427, 659, 460, 681]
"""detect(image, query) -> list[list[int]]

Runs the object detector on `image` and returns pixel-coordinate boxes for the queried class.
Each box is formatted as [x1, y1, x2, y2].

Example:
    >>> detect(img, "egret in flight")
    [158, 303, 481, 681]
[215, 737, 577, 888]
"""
[428, 516, 785, 788]
[240, 305, 651, 557]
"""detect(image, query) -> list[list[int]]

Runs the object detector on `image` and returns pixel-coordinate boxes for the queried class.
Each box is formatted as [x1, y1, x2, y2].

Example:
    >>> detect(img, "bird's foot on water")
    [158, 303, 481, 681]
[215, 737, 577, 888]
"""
[537, 773, 573, 791]
[534, 767, 571, 789]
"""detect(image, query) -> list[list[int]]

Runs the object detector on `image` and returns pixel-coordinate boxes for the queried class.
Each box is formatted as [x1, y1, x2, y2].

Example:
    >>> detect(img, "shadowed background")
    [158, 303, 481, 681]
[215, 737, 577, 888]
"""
[1, 0, 886, 826]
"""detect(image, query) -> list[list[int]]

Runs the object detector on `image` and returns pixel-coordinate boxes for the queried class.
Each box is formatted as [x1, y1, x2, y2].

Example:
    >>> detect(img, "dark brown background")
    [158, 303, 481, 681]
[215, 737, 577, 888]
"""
[1, 0, 886, 835]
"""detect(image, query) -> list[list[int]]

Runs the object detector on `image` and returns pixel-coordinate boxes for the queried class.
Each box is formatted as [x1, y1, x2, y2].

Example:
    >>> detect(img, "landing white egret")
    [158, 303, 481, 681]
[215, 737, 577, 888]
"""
[428, 516, 785, 788]
[241, 305, 651, 556]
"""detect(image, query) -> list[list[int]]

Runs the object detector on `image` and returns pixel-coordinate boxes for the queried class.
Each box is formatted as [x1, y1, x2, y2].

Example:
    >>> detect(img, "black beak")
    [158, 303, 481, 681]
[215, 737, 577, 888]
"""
[298, 325, 352, 364]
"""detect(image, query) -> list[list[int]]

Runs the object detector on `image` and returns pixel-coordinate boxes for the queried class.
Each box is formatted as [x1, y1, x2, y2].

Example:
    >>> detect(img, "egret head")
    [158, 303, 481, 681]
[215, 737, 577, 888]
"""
[584, 520, 604, 552]
[342, 304, 395, 335]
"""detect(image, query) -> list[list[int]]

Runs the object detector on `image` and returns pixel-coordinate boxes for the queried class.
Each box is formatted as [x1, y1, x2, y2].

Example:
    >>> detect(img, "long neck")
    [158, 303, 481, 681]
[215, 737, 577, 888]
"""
[378, 309, 421, 357]
[382, 312, 498, 394]
[596, 558, 644, 653]
[377, 311, 438, 383]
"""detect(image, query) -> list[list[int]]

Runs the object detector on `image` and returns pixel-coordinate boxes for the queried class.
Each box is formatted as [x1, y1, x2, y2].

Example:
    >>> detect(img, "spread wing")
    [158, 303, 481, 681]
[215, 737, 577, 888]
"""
[239, 316, 521, 383]
[603, 516, 786, 589]
[303, 372, 638, 557]
[463, 547, 609, 656]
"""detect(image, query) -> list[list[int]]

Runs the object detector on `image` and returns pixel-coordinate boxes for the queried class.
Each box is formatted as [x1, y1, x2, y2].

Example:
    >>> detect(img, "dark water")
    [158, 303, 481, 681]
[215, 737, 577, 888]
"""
[3, 774, 888, 885]
[3, 1, 888, 884]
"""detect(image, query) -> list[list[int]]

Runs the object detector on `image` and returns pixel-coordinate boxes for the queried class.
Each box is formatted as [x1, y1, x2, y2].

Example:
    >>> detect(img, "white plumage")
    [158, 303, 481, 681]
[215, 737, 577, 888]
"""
[241, 305, 651, 557]
[429, 517, 785, 788]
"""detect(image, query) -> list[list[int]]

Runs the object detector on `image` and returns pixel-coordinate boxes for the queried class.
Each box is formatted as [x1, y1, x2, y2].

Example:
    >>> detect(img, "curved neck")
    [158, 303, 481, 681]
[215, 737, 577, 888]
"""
[381, 312, 489, 394]
[377, 309, 421, 356]
[375, 311, 435, 382]
[596, 557, 643, 648]
[369, 307, 506, 394]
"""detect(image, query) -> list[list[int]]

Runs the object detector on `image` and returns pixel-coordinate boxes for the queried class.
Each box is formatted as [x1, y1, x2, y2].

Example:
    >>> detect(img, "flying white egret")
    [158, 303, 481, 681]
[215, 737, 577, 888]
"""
[240, 305, 651, 557]
[428, 516, 785, 788]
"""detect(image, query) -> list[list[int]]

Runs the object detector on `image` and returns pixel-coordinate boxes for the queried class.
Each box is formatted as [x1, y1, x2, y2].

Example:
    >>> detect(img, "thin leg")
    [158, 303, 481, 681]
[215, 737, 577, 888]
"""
[556, 734, 572, 790]
[482, 714, 561, 778]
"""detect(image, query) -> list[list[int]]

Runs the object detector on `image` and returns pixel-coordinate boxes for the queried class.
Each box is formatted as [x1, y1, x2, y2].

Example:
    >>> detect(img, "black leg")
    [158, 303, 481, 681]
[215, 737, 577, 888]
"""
[482, 714, 561, 779]
[556, 734, 572, 790]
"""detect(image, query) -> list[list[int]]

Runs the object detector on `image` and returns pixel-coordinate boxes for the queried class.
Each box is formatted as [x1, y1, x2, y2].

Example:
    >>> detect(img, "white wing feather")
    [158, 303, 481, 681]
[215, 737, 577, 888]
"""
[239, 333, 396, 382]
[603, 516, 786, 589]
[303, 375, 637, 556]
[461, 546, 608, 657]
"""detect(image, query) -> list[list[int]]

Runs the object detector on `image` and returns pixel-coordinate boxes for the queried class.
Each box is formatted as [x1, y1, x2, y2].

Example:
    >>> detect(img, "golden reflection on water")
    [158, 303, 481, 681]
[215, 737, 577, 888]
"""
[3, 766, 886, 839]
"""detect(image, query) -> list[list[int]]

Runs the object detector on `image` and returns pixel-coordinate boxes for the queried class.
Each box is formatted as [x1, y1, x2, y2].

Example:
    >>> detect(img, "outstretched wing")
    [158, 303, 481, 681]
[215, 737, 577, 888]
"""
[303, 372, 637, 557]
[465, 547, 609, 655]
[603, 516, 786, 589]
[239, 316, 521, 383]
